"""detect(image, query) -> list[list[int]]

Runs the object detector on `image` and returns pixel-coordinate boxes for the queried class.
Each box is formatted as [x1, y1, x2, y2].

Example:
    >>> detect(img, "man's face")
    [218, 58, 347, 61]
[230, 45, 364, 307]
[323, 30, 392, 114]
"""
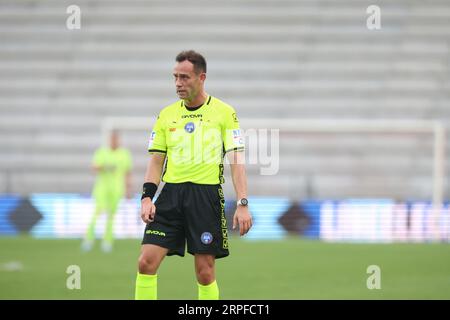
[173, 60, 205, 101]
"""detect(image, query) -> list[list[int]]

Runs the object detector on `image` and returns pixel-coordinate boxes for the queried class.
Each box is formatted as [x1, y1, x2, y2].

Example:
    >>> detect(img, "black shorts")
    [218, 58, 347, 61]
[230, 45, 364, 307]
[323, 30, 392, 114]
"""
[141, 182, 229, 259]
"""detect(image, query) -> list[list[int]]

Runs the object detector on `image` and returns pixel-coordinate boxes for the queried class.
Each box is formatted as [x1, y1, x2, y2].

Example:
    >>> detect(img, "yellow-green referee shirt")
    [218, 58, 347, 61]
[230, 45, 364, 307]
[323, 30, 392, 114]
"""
[148, 96, 245, 185]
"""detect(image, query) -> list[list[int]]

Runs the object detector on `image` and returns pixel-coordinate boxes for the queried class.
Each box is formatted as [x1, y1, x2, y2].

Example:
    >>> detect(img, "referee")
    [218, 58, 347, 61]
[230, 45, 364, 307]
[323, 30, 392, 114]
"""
[135, 50, 252, 300]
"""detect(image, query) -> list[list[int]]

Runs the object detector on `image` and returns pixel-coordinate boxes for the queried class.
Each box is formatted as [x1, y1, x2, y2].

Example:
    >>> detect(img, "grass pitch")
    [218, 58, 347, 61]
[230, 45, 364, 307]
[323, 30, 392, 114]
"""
[0, 236, 449, 299]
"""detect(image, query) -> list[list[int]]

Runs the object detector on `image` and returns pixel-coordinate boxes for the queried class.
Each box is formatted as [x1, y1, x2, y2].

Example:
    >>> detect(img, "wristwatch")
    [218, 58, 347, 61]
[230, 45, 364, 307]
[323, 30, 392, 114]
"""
[237, 198, 248, 207]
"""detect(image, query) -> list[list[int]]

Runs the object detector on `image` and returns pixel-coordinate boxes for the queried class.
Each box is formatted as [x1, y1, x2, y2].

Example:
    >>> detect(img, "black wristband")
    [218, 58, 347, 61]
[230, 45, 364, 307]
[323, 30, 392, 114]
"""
[141, 182, 158, 201]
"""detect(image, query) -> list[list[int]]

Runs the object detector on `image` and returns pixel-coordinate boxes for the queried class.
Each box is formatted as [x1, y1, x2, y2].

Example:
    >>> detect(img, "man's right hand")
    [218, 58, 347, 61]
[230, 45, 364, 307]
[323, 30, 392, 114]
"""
[141, 197, 156, 224]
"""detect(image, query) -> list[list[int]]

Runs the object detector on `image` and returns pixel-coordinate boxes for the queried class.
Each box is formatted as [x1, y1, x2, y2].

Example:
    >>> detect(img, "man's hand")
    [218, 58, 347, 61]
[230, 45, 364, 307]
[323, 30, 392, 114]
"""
[141, 197, 156, 224]
[233, 206, 252, 236]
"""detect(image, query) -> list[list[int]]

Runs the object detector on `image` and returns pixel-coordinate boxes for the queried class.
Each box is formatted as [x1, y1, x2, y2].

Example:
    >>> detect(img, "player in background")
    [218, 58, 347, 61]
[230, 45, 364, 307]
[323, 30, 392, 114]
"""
[82, 130, 132, 252]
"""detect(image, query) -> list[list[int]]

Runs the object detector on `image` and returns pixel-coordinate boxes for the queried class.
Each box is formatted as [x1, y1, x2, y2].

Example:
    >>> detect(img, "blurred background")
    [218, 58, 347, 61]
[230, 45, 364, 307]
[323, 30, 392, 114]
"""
[0, 0, 449, 299]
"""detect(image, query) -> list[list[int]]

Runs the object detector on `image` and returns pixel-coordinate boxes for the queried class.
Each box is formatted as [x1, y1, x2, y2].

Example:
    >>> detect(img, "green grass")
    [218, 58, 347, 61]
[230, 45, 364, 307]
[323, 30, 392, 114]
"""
[0, 236, 449, 299]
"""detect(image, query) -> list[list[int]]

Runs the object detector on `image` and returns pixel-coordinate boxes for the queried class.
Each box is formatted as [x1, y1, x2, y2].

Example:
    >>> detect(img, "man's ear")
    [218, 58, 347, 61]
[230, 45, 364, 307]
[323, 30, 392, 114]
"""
[199, 72, 207, 82]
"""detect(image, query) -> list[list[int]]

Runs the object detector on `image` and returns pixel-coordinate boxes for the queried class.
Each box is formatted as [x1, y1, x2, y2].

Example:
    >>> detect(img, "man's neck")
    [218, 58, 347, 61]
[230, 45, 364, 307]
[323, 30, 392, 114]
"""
[184, 91, 208, 108]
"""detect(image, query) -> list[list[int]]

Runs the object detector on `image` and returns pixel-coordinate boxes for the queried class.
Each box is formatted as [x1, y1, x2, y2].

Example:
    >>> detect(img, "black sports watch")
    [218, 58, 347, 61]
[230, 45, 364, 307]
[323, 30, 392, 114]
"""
[237, 198, 248, 206]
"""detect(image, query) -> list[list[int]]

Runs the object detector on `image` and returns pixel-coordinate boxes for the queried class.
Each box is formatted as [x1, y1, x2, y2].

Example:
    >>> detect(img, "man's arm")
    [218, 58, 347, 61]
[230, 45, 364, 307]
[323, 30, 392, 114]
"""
[228, 151, 252, 236]
[141, 153, 166, 223]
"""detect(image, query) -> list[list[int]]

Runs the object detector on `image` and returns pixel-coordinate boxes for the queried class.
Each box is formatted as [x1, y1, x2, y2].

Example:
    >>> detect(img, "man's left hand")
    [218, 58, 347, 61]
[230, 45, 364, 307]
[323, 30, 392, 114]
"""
[233, 206, 253, 236]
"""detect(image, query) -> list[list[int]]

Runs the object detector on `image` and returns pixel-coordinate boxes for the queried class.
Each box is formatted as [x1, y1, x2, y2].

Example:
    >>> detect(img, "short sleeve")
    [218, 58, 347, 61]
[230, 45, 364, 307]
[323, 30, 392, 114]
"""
[222, 107, 245, 153]
[148, 114, 167, 153]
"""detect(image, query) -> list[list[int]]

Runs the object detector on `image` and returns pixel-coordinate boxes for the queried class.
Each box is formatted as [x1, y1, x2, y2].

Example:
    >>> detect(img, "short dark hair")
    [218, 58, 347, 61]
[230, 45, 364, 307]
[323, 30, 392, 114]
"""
[175, 50, 207, 74]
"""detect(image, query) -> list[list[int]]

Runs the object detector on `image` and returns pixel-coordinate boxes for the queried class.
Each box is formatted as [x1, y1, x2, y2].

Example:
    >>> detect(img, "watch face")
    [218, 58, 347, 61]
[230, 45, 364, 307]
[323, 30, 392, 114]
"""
[240, 198, 248, 206]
